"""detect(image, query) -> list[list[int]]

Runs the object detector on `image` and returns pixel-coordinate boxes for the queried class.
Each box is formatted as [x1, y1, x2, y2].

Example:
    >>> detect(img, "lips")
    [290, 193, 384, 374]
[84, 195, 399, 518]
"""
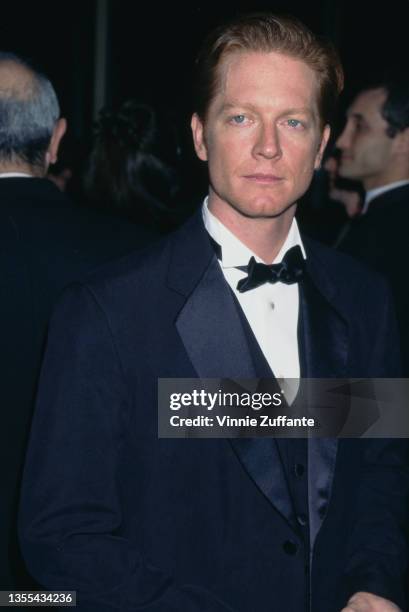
[243, 174, 283, 183]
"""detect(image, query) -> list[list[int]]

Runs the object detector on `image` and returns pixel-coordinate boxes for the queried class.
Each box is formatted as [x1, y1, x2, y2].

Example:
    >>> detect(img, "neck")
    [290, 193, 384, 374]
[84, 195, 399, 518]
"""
[208, 196, 296, 264]
[0, 161, 43, 177]
[364, 167, 409, 191]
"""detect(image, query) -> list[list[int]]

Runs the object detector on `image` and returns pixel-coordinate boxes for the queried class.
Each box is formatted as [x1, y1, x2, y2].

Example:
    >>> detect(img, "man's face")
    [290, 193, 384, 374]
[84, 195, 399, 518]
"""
[191, 51, 330, 222]
[336, 88, 394, 189]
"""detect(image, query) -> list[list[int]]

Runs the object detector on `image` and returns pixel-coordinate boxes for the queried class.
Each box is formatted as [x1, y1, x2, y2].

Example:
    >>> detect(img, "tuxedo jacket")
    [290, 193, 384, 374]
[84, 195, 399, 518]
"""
[19, 210, 409, 611]
[339, 183, 409, 374]
[0, 177, 156, 590]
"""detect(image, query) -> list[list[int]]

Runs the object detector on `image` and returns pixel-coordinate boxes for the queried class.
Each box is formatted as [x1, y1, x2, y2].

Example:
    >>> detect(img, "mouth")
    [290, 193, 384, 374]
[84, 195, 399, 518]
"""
[243, 174, 284, 184]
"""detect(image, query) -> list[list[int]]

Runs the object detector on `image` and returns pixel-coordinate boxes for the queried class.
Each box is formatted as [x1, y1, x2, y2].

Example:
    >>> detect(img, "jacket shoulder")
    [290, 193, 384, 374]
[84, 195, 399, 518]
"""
[85, 233, 170, 286]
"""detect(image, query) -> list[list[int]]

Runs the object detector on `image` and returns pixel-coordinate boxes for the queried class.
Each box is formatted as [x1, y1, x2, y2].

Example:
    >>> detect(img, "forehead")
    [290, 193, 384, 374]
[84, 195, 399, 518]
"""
[348, 88, 387, 123]
[212, 50, 319, 113]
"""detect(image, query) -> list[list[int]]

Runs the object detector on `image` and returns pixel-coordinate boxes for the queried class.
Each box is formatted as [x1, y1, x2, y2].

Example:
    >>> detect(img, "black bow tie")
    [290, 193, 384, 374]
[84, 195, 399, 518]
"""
[236, 245, 305, 293]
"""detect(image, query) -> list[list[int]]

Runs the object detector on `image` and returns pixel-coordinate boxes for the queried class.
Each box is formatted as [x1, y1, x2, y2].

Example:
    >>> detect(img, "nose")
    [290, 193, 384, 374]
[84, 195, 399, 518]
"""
[252, 123, 282, 160]
[336, 124, 351, 151]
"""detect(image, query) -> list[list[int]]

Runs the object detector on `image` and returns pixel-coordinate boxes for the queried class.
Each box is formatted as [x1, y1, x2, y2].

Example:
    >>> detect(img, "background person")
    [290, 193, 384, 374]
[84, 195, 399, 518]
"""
[0, 52, 156, 590]
[84, 100, 184, 233]
[336, 79, 409, 373]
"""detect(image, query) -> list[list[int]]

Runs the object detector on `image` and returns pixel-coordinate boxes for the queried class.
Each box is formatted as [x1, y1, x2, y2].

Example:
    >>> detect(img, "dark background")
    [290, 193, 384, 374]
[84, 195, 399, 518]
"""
[2, 0, 409, 198]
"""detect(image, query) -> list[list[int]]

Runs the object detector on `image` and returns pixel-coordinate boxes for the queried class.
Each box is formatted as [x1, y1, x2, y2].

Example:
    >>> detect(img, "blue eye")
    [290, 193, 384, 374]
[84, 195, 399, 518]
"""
[231, 115, 246, 124]
[287, 119, 302, 128]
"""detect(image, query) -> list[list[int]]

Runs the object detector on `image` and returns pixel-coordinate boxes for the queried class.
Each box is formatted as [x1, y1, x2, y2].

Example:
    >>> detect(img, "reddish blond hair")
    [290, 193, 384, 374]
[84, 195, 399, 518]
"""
[194, 12, 344, 128]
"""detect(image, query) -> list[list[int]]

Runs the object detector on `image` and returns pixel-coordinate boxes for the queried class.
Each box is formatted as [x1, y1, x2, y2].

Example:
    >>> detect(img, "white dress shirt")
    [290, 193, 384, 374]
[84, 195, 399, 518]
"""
[202, 198, 305, 394]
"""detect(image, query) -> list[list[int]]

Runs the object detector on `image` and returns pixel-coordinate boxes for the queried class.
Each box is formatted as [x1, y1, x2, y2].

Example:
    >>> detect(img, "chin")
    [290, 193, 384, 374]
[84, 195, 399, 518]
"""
[233, 197, 295, 219]
[338, 165, 357, 179]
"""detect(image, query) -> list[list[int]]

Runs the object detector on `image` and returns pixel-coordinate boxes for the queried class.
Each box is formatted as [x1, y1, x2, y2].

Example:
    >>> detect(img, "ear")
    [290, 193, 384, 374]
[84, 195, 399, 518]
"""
[46, 118, 67, 167]
[314, 124, 331, 170]
[191, 113, 208, 161]
[391, 126, 409, 155]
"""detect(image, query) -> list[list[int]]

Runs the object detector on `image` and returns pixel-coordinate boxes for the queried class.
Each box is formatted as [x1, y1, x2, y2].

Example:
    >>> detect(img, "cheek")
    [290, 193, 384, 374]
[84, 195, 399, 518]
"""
[286, 141, 320, 177]
[206, 144, 235, 188]
[360, 142, 387, 168]
[376, 143, 393, 165]
[208, 137, 247, 171]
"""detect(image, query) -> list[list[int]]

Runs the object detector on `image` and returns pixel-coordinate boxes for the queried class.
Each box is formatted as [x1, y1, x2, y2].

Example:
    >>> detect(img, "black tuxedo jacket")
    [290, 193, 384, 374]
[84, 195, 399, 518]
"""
[0, 177, 156, 589]
[19, 210, 409, 611]
[339, 183, 409, 374]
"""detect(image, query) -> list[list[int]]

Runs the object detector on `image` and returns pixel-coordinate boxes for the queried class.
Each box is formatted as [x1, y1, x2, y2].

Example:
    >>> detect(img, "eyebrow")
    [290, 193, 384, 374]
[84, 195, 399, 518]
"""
[279, 107, 314, 117]
[218, 102, 256, 113]
[219, 102, 314, 117]
[347, 112, 365, 121]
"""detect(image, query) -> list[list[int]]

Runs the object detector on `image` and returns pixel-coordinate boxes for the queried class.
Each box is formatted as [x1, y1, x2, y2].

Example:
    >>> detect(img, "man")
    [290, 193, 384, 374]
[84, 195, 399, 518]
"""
[335, 81, 409, 372]
[0, 53, 155, 590]
[19, 15, 408, 612]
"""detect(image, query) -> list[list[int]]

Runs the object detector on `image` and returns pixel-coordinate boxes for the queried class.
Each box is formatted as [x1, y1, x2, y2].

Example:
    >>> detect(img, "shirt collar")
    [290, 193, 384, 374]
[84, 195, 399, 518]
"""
[0, 172, 33, 179]
[363, 180, 409, 213]
[202, 196, 306, 268]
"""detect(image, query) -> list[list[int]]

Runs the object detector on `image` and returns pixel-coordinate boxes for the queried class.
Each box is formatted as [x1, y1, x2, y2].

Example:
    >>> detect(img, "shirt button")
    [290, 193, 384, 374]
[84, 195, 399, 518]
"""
[294, 463, 305, 477]
[283, 540, 299, 555]
[297, 513, 308, 526]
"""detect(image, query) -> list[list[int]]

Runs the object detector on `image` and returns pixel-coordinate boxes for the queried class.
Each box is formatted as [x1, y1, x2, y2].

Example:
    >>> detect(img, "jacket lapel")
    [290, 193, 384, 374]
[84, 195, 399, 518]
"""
[167, 211, 296, 529]
[175, 257, 256, 379]
[300, 241, 349, 552]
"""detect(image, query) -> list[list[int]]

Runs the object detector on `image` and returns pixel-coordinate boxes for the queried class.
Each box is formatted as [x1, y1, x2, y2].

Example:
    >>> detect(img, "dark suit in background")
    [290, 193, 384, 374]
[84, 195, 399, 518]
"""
[0, 177, 155, 589]
[19, 211, 409, 611]
[339, 183, 409, 373]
